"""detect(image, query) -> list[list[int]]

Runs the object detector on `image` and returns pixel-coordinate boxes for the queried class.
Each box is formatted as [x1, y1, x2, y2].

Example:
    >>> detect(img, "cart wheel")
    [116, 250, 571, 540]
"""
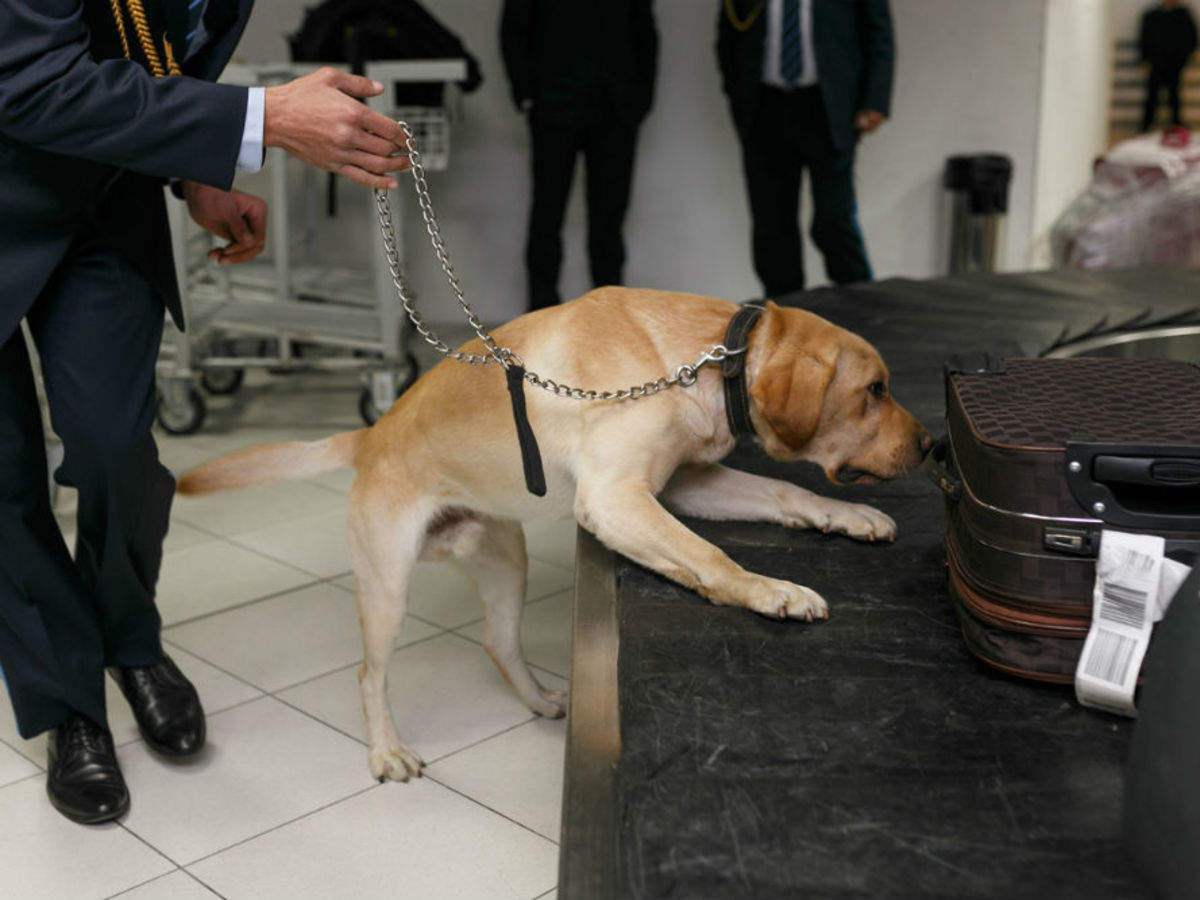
[359, 355, 420, 425]
[200, 367, 244, 395]
[399, 353, 420, 393]
[157, 387, 207, 435]
[359, 388, 383, 426]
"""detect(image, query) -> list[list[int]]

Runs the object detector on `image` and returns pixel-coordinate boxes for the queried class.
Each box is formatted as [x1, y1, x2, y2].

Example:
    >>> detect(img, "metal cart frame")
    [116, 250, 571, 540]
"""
[157, 58, 467, 433]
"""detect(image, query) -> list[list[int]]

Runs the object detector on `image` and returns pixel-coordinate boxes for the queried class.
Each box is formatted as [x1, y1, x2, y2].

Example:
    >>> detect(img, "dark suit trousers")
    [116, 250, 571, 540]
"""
[736, 85, 872, 297]
[1142, 65, 1185, 131]
[0, 231, 172, 738]
[524, 97, 641, 310]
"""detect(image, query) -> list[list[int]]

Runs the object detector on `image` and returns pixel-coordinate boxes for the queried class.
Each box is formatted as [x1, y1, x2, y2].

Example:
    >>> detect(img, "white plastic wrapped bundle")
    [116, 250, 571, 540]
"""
[1052, 132, 1200, 269]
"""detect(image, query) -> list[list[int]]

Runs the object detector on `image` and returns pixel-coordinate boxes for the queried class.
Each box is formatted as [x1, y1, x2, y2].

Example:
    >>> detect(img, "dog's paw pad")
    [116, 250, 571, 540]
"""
[530, 689, 567, 719]
[749, 579, 828, 622]
[369, 742, 425, 782]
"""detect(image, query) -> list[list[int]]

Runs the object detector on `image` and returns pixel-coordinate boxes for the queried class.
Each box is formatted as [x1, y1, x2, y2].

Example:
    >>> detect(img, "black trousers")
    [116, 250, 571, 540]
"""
[736, 85, 872, 297]
[0, 231, 172, 738]
[524, 98, 641, 310]
[1142, 65, 1185, 132]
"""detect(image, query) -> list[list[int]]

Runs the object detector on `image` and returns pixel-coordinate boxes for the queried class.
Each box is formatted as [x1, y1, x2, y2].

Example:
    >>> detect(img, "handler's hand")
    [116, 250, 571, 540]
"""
[183, 182, 268, 265]
[264, 67, 411, 190]
[855, 109, 886, 134]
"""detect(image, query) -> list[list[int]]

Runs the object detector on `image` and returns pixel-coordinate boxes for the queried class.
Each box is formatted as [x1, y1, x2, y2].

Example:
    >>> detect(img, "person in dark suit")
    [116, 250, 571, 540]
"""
[0, 0, 411, 825]
[1139, 0, 1198, 132]
[718, 0, 894, 297]
[501, 0, 658, 310]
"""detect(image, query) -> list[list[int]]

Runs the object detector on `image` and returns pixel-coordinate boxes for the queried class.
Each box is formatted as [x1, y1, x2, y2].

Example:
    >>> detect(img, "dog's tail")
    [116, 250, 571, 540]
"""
[177, 429, 367, 496]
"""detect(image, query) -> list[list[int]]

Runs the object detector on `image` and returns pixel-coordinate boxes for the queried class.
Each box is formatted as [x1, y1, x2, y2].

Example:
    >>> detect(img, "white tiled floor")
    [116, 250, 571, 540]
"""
[0, 375, 574, 900]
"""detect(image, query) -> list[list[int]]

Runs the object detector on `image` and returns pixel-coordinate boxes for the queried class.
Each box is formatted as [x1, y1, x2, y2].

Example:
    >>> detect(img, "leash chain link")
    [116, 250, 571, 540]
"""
[374, 120, 744, 401]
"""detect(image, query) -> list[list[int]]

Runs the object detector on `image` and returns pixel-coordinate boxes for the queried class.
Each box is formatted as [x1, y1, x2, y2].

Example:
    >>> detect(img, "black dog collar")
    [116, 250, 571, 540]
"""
[721, 302, 766, 437]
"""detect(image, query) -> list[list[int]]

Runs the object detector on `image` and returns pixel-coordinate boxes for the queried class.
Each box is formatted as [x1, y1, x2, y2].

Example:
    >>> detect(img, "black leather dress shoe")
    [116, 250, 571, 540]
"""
[47, 714, 130, 825]
[111, 654, 206, 757]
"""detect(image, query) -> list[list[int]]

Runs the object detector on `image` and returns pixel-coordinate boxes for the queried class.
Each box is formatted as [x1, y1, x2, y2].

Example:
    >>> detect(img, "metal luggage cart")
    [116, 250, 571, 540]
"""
[156, 59, 467, 434]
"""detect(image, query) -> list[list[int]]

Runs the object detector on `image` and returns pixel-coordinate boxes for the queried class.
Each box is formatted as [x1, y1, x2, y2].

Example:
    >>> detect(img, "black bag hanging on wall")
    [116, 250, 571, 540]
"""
[289, 0, 483, 212]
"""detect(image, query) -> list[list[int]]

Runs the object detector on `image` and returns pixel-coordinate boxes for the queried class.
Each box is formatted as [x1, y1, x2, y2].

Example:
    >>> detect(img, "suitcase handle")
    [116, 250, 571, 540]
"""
[924, 436, 962, 502]
[1094, 456, 1200, 489]
[1066, 441, 1200, 530]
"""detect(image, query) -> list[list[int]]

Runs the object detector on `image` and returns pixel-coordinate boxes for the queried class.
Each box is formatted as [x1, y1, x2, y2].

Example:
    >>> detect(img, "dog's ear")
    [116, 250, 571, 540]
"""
[749, 305, 838, 449]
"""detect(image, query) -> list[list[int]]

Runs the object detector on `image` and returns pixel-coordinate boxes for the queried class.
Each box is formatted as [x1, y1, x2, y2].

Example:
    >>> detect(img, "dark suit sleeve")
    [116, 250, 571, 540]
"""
[716, 1, 733, 95]
[500, 0, 535, 109]
[1186, 11, 1198, 59]
[0, 0, 248, 189]
[859, 0, 894, 117]
[1139, 11, 1151, 62]
[632, 0, 659, 113]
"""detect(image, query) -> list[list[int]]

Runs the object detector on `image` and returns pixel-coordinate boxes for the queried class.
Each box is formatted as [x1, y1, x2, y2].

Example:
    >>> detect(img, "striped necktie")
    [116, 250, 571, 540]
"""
[780, 0, 803, 86]
[186, 0, 208, 59]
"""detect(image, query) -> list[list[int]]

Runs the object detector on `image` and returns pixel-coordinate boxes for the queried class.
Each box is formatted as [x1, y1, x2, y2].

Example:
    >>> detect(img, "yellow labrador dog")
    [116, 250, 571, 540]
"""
[179, 288, 930, 781]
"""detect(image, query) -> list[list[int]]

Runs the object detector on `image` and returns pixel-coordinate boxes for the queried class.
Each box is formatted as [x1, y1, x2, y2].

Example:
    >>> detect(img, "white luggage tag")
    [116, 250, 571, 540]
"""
[1075, 530, 1193, 717]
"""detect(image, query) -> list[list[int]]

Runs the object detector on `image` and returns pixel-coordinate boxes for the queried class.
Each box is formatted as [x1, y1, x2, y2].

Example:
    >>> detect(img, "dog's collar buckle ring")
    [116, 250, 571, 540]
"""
[721, 302, 766, 438]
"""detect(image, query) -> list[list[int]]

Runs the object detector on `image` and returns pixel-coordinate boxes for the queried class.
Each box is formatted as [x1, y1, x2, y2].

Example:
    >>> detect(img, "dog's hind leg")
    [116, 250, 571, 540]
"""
[348, 484, 429, 782]
[452, 517, 565, 719]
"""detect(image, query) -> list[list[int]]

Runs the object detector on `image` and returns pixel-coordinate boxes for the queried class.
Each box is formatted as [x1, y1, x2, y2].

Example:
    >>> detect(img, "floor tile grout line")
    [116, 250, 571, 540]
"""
[218, 530, 351, 582]
[0, 734, 44, 771]
[303, 476, 353, 498]
[115, 819, 183, 874]
[160, 576, 328, 631]
[267, 693, 371, 748]
[182, 865, 229, 899]
[424, 772, 561, 847]
[103, 866, 182, 900]
[0, 770, 45, 790]
[168, 514, 347, 584]
[449, 627, 570, 683]
[181, 781, 383, 870]
[162, 638, 272, 697]
[262, 627, 511, 699]
[250, 626, 450, 697]
[422, 715, 538, 768]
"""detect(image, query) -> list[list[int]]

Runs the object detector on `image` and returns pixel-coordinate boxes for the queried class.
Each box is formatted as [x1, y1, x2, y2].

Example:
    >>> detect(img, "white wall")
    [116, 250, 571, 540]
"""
[1031, 0, 1113, 266]
[229, 1, 1110, 324]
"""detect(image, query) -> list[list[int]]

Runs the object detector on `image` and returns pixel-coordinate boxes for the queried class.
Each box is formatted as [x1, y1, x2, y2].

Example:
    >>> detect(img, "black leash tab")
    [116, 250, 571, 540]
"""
[505, 364, 547, 497]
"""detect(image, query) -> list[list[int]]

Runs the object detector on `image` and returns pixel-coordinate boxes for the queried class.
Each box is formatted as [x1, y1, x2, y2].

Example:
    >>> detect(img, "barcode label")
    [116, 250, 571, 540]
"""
[1076, 530, 1167, 717]
[1097, 581, 1150, 629]
[1083, 629, 1138, 685]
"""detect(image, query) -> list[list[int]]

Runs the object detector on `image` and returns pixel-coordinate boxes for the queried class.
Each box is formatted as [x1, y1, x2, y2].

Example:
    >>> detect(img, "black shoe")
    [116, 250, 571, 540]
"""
[46, 714, 130, 825]
[111, 654, 206, 757]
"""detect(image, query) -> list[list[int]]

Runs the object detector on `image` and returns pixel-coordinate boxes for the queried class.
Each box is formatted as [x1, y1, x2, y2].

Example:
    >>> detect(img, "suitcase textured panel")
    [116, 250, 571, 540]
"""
[933, 357, 1200, 681]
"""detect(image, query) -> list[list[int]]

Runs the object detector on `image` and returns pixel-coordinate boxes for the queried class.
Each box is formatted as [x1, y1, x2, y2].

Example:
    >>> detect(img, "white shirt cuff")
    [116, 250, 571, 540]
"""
[236, 87, 265, 174]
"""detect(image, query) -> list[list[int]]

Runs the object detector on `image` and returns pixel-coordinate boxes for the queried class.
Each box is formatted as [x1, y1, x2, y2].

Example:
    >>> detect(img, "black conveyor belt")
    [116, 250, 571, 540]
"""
[613, 269, 1200, 899]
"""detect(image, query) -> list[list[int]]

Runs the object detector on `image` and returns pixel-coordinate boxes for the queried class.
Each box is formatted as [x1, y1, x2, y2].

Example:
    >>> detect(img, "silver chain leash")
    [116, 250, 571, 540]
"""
[374, 120, 744, 401]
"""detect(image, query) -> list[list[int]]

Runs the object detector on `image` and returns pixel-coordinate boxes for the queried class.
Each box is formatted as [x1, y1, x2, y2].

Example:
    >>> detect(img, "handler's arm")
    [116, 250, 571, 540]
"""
[0, 0, 248, 189]
[859, 0, 895, 118]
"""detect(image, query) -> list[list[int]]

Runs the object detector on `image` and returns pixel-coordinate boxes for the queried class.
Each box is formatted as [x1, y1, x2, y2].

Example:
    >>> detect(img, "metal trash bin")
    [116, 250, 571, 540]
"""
[944, 154, 1013, 274]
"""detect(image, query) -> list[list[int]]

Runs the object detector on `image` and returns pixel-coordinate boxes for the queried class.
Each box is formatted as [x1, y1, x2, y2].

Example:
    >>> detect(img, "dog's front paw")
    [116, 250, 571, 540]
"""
[815, 501, 896, 543]
[369, 741, 425, 783]
[744, 577, 828, 622]
[530, 688, 567, 719]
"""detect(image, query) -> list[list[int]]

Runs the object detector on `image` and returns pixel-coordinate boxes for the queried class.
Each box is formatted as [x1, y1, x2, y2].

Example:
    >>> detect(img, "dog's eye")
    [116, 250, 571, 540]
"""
[869, 381, 888, 399]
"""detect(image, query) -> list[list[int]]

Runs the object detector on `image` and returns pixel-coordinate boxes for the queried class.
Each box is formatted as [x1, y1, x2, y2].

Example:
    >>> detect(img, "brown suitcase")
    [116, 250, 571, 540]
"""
[927, 356, 1200, 682]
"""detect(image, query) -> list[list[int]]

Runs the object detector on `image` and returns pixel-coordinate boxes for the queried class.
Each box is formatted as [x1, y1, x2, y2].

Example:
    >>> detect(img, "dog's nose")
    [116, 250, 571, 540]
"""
[919, 432, 934, 455]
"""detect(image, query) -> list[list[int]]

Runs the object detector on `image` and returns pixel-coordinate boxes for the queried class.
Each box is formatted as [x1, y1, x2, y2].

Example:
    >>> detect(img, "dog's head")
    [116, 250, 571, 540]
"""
[747, 303, 931, 483]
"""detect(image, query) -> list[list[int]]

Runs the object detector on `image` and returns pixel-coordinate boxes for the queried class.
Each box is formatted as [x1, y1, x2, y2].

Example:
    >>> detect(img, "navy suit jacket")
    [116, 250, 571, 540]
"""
[0, 0, 255, 344]
[717, 0, 894, 150]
